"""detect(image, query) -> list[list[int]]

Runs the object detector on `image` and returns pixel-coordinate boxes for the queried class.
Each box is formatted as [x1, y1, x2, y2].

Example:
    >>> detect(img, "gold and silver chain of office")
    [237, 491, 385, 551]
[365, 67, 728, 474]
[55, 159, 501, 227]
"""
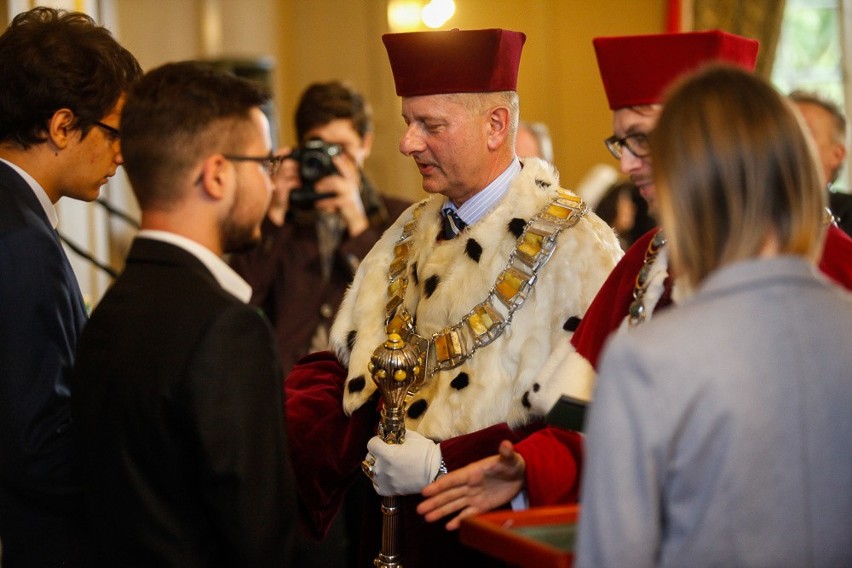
[380, 188, 589, 382]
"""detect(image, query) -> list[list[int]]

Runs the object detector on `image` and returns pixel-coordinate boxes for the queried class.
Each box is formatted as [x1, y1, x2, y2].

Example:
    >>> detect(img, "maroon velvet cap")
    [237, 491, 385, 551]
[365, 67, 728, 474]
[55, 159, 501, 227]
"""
[593, 30, 759, 110]
[382, 28, 526, 97]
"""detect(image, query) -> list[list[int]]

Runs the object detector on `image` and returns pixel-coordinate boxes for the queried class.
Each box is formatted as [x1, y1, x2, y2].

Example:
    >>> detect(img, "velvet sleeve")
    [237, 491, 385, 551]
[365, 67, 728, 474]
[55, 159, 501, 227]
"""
[514, 427, 584, 507]
[818, 224, 852, 291]
[438, 420, 545, 471]
[284, 351, 379, 539]
[570, 229, 658, 369]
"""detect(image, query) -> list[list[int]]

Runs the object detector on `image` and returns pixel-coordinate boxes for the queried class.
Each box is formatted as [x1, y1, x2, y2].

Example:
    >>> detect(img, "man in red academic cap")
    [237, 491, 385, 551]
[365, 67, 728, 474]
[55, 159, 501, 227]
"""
[415, 28, 852, 538]
[284, 28, 622, 567]
[568, 29, 852, 378]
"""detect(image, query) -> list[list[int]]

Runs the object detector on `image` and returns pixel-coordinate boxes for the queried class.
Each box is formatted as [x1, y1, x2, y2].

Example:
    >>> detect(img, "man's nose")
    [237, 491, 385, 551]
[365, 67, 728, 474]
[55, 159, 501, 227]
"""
[399, 125, 423, 156]
[619, 149, 642, 174]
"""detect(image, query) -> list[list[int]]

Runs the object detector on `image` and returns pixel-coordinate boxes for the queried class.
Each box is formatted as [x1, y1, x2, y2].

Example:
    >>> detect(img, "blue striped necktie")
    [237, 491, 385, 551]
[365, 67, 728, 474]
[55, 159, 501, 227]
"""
[441, 207, 466, 240]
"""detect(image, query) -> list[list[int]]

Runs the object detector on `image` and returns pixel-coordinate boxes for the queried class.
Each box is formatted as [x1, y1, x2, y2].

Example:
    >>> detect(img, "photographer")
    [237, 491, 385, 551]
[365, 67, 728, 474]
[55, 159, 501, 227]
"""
[230, 80, 409, 374]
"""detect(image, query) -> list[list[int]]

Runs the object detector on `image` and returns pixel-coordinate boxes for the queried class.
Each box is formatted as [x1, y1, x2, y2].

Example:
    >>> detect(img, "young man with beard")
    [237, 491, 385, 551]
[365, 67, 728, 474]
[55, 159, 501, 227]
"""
[71, 62, 296, 567]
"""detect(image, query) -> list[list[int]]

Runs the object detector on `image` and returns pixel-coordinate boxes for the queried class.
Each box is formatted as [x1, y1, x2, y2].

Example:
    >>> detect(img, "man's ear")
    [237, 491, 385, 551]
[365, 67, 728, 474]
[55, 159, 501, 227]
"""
[486, 106, 510, 151]
[198, 154, 231, 201]
[360, 131, 375, 161]
[47, 108, 77, 150]
[826, 141, 847, 184]
[832, 142, 847, 167]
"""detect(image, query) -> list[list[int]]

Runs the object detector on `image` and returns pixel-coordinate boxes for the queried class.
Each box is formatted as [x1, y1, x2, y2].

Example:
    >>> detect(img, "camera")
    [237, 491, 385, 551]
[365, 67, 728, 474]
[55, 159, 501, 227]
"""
[287, 138, 343, 208]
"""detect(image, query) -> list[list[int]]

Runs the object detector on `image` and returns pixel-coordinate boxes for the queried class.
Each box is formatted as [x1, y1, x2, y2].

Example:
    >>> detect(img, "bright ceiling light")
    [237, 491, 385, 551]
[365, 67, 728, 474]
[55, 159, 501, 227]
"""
[388, 0, 456, 32]
[421, 0, 456, 29]
[388, 0, 424, 32]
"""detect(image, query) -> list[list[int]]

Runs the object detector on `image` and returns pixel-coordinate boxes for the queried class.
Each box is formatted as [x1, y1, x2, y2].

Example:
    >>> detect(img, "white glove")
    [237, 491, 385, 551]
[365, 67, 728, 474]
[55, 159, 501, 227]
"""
[366, 430, 443, 496]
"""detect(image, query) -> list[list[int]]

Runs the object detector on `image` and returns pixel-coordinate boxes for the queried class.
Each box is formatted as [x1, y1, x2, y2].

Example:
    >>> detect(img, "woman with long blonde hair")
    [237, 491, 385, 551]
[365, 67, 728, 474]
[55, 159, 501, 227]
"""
[577, 64, 852, 568]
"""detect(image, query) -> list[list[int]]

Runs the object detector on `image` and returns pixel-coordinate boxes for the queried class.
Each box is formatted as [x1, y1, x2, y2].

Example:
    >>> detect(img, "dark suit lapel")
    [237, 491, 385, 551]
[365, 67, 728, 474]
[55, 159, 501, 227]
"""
[0, 160, 55, 234]
[0, 161, 87, 322]
[0, 160, 68, 263]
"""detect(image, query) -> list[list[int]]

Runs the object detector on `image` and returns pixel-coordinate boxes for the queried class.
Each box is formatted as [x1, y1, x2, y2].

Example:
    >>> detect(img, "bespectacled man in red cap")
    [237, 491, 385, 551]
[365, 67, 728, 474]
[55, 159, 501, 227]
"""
[568, 29, 852, 377]
[282, 27, 623, 568]
[415, 28, 852, 547]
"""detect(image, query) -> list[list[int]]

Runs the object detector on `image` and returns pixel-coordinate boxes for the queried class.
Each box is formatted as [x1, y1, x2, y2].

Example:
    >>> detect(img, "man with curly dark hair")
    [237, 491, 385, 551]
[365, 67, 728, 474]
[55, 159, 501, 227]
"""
[0, 7, 141, 566]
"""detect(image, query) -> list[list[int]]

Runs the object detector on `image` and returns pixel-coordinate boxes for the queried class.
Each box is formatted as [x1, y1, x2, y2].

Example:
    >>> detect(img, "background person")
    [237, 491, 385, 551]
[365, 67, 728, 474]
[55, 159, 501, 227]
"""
[0, 8, 141, 566]
[789, 89, 852, 236]
[594, 179, 656, 250]
[577, 63, 852, 568]
[515, 120, 554, 162]
[72, 61, 297, 567]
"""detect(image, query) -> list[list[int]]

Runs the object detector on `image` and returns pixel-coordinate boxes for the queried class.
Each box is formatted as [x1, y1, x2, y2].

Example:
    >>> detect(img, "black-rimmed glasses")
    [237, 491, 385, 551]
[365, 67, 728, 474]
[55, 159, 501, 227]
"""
[604, 132, 650, 160]
[94, 121, 121, 141]
[223, 153, 286, 178]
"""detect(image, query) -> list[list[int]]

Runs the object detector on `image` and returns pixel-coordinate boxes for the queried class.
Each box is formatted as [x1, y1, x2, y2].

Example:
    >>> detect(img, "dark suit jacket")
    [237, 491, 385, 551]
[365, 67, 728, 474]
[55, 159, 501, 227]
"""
[0, 161, 88, 567]
[72, 238, 296, 567]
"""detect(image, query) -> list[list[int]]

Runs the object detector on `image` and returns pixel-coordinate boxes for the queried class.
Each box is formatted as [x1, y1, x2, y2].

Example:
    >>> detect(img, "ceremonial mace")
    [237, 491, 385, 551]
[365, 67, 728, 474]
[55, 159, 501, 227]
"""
[363, 332, 424, 568]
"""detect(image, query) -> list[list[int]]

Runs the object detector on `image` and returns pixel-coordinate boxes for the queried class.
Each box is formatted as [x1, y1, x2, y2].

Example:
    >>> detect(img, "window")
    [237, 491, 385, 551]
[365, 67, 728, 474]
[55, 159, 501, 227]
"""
[772, 0, 849, 190]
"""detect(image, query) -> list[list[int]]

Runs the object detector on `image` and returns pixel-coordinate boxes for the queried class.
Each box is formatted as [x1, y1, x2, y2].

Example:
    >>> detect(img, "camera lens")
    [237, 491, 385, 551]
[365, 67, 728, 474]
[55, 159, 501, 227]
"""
[298, 140, 342, 186]
[288, 139, 344, 208]
[300, 150, 331, 183]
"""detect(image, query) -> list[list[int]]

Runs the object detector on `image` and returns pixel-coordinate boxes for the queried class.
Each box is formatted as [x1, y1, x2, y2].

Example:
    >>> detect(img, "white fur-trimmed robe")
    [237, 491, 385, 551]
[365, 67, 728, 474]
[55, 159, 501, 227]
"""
[330, 159, 622, 441]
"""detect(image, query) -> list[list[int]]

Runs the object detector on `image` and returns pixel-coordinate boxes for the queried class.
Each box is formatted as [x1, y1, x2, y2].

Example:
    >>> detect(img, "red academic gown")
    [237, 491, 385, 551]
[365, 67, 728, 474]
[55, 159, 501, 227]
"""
[284, 161, 606, 566]
[573, 224, 852, 368]
[284, 227, 850, 559]
[285, 352, 581, 567]
[515, 224, 852, 506]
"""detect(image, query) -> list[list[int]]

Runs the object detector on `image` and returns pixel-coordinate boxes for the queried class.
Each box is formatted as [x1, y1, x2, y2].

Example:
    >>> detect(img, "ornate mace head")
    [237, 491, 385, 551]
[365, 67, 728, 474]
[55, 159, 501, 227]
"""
[368, 333, 424, 444]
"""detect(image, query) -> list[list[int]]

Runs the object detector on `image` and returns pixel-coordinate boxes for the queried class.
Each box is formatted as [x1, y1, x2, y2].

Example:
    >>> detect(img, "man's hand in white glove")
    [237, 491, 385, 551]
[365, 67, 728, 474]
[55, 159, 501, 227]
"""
[366, 430, 443, 496]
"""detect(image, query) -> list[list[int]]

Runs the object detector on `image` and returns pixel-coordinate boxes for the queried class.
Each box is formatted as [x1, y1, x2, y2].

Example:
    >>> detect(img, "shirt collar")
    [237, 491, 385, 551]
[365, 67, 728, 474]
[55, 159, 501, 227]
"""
[445, 158, 521, 226]
[0, 157, 59, 228]
[136, 230, 252, 303]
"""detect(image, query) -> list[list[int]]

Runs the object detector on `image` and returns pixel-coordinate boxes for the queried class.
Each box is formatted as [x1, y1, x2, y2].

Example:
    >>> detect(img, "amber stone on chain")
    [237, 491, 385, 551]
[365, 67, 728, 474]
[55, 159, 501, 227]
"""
[545, 203, 571, 219]
[434, 334, 450, 361]
[434, 330, 463, 362]
[518, 231, 543, 257]
[467, 311, 490, 336]
[387, 310, 410, 335]
[496, 270, 523, 299]
[388, 277, 406, 295]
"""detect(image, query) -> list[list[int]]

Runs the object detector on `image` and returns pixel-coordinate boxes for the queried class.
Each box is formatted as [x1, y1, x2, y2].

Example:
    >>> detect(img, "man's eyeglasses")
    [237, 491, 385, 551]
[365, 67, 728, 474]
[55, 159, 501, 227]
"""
[223, 153, 286, 178]
[94, 121, 121, 142]
[604, 132, 650, 160]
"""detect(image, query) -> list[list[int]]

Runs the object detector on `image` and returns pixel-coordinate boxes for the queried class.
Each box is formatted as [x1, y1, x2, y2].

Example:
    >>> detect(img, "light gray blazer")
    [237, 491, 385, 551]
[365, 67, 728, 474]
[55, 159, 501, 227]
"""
[577, 256, 852, 568]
